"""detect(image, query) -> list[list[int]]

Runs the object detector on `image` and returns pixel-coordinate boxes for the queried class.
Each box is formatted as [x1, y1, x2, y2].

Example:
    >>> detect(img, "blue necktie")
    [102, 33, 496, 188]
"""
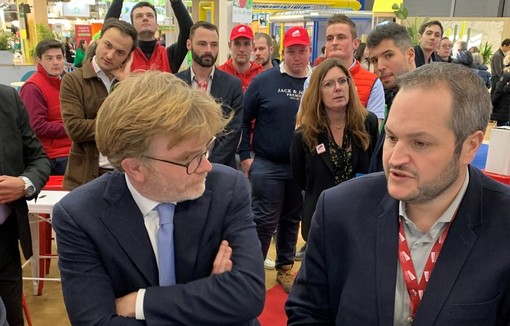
[156, 203, 176, 286]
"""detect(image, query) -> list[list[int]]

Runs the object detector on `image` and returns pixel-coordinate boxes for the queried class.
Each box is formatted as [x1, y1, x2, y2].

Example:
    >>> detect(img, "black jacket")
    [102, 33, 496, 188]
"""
[491, 72, 510, 122]
[290, 112, 379, 241]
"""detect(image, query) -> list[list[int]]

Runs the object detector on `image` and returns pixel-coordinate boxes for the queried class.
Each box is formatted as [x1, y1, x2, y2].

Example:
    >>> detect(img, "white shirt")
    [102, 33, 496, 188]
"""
[125, 174, 177, 320]
[92, 56, 116, 169]
[393, 169, 470, 325]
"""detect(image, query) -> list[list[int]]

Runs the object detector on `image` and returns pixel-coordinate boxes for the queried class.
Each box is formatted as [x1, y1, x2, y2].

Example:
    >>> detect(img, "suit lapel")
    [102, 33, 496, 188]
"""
[173, 189, 212, 283]
[210, 70, 224, 97]
[99, 173, 159, 285]
[414, 169, 481, 325]
[375, 194, 400, 326]
[180, 69, 192, 85]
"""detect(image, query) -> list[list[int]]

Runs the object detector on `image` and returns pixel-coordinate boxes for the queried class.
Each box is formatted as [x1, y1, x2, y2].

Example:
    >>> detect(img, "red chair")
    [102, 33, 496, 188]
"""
[22, 293, 33, 326]
[36, 176, 65, 295]
[483, 170, 510, 185]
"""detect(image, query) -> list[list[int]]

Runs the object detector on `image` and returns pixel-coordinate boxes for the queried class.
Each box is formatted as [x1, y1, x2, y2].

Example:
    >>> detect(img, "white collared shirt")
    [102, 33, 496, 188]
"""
[393, 169, 470, 325]
[280, 61, 312, 78]
[92, 56, 116, 169]
[125, 174, 177, 320]
[190, 66, 215, 95]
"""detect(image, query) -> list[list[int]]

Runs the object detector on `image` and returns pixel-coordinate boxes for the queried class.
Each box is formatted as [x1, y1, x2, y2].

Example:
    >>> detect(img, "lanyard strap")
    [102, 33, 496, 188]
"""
[398, 216, 454, 321]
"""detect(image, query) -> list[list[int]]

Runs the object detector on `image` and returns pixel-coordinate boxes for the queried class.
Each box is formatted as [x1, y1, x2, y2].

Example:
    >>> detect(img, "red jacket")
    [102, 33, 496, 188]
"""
[20, 64, 71, 159]
[350, 61, 378, 107]
[131, 45, 171, 72]
[218, 59, 263, 92]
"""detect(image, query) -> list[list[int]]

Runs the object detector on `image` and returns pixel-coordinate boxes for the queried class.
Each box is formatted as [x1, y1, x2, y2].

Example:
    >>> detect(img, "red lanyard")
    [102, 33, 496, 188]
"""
[398, 216, 454, 322]
[195, 79, 209, 93]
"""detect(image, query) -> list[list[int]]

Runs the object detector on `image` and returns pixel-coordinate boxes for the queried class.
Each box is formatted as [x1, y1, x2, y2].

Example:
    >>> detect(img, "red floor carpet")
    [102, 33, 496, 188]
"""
[258, 285, 288, 326]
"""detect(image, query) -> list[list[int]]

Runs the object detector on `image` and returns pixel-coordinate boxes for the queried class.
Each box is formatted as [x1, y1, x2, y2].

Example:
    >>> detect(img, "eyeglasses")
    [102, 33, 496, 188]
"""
[142, 137, 216, 175]
[322, 77, 350, 90]
[440, 44, 453, 49]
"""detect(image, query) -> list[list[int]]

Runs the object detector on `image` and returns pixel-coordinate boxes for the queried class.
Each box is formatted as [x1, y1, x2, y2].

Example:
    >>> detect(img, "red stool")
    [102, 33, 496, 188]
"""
[483, 170, 510, 185]
[22, 293, 33, 326]
[35, 176, 65, 295]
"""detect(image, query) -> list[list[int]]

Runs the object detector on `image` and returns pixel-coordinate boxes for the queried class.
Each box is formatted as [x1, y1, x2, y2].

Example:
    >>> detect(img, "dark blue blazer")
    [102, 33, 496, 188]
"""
[286, 166, 510, 325]
[53, 165, 265, 325]
[176, 68, 244, 169]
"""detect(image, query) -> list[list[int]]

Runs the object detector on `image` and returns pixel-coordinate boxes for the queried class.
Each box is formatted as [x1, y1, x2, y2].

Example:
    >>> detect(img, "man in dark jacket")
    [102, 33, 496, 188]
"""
[414, 20, 443, 67]
[490, 38, 510, 93]
[0, 84, 50, 326]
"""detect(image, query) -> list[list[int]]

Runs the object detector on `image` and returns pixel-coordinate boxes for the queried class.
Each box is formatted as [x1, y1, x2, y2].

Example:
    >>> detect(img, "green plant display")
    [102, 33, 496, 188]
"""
[479, 41, 494, 65]
[392, 3, 429, 46]
[36, 23, 55, 42]
[0, 30, 14, 52]
[29, 24, 56, 59]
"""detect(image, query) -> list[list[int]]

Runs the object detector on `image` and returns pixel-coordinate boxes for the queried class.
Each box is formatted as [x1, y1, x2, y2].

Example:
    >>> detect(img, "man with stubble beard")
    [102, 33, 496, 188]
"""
[176, 21, 244, 169]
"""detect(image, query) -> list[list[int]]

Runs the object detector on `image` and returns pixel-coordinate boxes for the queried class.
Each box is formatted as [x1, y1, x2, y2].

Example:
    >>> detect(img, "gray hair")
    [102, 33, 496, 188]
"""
[397, 63, 490, 155]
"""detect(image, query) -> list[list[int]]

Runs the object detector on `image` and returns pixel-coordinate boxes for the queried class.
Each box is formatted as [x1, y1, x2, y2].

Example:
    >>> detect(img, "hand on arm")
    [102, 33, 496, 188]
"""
[211, 240, 233, 275]
[241, 159, 253, 177]
[115, 292, 137, 318]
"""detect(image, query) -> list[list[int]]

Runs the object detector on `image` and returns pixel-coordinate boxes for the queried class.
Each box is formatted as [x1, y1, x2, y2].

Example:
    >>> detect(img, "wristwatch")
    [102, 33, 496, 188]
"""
[19, 176, 36, 197]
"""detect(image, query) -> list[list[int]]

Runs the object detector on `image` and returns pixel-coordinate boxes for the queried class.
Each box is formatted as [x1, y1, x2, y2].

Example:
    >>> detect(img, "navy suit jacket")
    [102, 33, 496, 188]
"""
[53, 165, 265, 325]
[286, 166, 510, 325]
[176, 68, 244, 169]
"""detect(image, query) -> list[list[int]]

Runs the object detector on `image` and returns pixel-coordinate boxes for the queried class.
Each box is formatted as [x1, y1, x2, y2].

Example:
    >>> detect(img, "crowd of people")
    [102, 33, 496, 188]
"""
[1, 6, 510, 326]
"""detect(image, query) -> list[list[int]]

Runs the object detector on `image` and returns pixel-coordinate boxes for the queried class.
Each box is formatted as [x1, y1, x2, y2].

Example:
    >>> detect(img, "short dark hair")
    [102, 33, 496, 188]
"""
[189, 21, 218, 39]
[418, 20, 443, 36]
[367, 22, 412, 53]
[501, 38, 510, 47]
[254, 32, 272, 47]
[100, 18, 138, 52]
[398, 63, 490, 155]
[36, 39, 64, 59]
[130, 1, 157, 24]
[327, 14, 357, 39]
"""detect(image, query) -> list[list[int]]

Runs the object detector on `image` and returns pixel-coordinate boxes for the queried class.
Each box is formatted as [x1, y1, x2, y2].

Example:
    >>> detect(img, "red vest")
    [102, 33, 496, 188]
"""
[350, 61, 378, 107]
[218, 59, 264, 92]
[131, 45, 171, 72]
[24, 65, 71, 159]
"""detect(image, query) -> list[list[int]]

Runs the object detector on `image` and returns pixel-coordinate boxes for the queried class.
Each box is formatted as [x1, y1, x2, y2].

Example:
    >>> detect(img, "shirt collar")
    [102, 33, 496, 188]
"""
[399, 168, 470, 227]
[190, 65, 215, 82]
[125, 174, 176, 217]
[279, 61, 312, 78]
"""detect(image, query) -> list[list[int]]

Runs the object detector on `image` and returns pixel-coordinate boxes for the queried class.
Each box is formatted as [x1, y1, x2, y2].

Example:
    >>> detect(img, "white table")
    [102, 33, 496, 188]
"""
[24, 190, 69, 295]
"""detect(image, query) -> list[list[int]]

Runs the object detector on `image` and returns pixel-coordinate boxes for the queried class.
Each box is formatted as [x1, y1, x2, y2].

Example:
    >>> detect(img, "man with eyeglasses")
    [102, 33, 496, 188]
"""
[437, 37, 453, 63]
[52, 71, 265, 325]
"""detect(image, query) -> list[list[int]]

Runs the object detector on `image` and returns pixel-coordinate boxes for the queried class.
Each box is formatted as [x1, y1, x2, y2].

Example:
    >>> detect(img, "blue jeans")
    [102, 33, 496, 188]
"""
[249, 157, 302, 269]
[50, 157, 68, 176]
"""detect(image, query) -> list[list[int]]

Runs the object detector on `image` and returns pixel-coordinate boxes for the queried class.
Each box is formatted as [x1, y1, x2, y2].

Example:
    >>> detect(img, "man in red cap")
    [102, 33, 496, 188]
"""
[218, 24, 263, 92]
[239, 26, 312, 293]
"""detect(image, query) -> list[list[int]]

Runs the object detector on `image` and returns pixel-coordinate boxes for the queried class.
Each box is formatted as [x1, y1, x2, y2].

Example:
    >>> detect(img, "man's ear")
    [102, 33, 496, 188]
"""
[121, 158, 146, 184]
[460, 130, 484, 165]
[186, 39, 192, 51]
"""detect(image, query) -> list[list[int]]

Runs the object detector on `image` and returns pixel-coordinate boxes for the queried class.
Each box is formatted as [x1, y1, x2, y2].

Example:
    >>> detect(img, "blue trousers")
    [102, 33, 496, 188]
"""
[249, 157, 302, 269]
[50, 157, 68, 176]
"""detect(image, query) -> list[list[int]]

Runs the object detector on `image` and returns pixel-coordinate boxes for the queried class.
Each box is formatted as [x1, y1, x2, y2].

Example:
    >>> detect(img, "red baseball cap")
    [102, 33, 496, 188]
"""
[283, 26, 310, 47]
[230, 24, 254, 41]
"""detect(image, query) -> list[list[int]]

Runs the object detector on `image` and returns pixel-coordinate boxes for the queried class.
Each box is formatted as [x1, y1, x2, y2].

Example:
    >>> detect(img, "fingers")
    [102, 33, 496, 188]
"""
[211, 240, 233, 275]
